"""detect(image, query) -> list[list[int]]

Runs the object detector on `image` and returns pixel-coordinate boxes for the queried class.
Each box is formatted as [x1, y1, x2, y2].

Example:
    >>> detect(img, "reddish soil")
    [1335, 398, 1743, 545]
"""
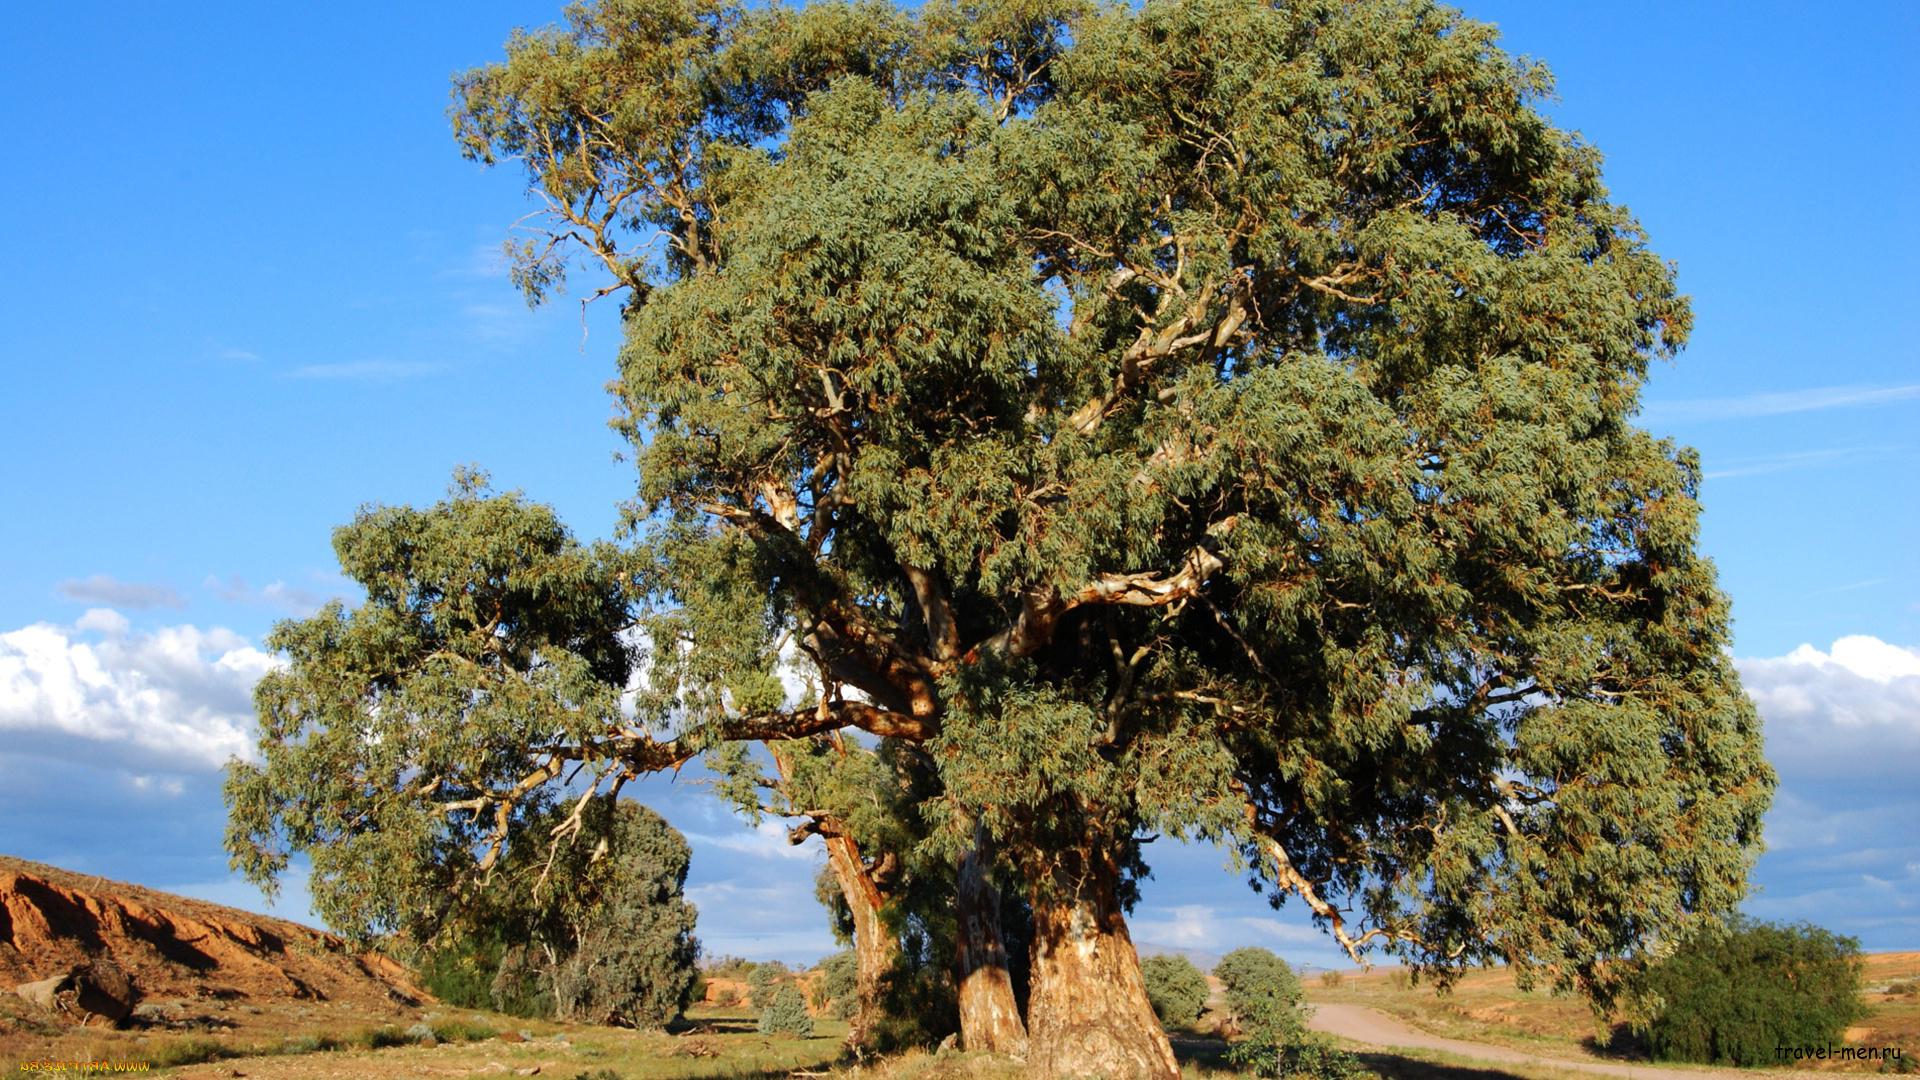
[1, 854, 431, 1065]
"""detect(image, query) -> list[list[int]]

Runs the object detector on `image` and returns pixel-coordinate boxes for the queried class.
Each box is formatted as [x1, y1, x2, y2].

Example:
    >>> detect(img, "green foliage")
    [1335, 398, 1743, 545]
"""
[758, 985, 815, 1038]
[817, 950, 858, 1019]
[490, 944, 557, 1018]
[440, 0, 1773, 1014]
[1636, 919, 1865, 1067]
[1214, 947, 1357, 1078]
[232, 0, 1777, 1059]
[747, 963, 782, 1009]
[1140, 953, 1209, 1027]
[418, 925, 507, 1010]
[546, 811, 701, 1028]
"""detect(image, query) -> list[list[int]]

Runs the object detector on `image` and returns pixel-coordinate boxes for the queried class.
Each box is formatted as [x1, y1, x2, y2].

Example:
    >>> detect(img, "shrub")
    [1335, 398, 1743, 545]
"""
[489, 944, 556, 1019]
[419, 927, 506, 1009]
[817, 950, 858, 1020]
[711, 985, 741, 1007]
[758, 986, 814, 1038]
[748, 963, 782, 1009]
[1637, 918, 1864, 1067]
[550, 888, 699, 1029]
[1141, 954, 1209, 1027]
[1318, 970, 1345, 990]
[1214, 947, 1360, 1080]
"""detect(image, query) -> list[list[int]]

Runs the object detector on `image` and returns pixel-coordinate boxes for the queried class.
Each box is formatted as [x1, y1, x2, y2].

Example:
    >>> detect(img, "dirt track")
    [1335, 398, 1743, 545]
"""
[1308, 1002, 1802, 1080]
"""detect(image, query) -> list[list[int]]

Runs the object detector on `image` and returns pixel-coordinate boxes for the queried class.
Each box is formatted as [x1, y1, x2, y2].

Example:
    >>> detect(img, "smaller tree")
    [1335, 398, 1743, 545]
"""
[1636, 919, 1864, 1066]
[759, 986, 815, 1038]
[1140, 954, 1209, 1028]
[817, 951, 859, 1020]
[748, 963, 783, 1010]
[1214, 948, 1357, 1080]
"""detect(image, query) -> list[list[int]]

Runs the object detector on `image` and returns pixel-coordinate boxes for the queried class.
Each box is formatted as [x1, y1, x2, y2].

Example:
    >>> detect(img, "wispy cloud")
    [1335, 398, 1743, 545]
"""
[285, 360, 441, 382]
[211, 345, 261, 362]
[204, 575, 337, 617]
[1643, 382, 1920, 424]
[57, 574, 186, 610]
[1806, 577, 1896, 597]
[1703, 447, 1862, 480]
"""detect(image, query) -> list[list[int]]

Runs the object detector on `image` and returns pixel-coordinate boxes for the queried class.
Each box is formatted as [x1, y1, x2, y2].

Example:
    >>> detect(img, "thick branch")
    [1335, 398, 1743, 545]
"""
[969, 518, 1238, 662]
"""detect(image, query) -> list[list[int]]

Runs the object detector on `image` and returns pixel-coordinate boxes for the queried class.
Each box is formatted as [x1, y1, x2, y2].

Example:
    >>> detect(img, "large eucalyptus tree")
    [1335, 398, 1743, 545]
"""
[229, 0, 1773, 1075]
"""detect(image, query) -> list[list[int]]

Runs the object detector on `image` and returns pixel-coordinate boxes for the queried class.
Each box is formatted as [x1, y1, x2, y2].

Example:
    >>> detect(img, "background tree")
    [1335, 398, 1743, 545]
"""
[1633, 919, 1864, 1067]
[747, 962, 784, 1010]
[815, 950, 858, 1019]
[759, 985, 815, 1038]
[1213, 948, 1355, 1079]
[1140, 954, 1209, 1028]
[407, 798, 699, 1026]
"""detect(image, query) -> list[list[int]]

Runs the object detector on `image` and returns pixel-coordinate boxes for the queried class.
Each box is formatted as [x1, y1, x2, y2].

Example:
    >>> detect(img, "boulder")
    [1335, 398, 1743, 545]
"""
[14, 960, 137, 1026]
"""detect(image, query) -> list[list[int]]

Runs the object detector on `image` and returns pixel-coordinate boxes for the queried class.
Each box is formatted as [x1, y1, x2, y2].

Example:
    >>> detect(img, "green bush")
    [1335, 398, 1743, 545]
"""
[817, 950, 858, 1020]
[758, 985, 814, 1037]
[1637, 918, 1864, 1067]
[1214, 947, 1359, 1080]
[748, 963, 782, 1009]
[1141, 954, 1209, 1027]
[418, 927, 506, 1010]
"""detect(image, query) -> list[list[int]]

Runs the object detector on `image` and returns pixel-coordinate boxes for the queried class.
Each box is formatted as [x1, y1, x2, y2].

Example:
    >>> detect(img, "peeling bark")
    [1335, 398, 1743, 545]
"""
[823, 832, 900, 1052]
[1024, 844, 1177, 1080]
[953, 830, 1027, 1055]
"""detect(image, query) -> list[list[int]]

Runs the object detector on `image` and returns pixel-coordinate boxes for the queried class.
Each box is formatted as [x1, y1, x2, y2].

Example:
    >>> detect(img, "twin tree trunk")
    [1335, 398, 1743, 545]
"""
[954, 829, 1027, 1055]
[1023, 839, 1180, 1080]
[826, 814, 1171, 1077]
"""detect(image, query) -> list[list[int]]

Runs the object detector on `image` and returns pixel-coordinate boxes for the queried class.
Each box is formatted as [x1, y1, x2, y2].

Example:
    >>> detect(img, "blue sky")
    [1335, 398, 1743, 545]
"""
[1, 1, 1915, 970]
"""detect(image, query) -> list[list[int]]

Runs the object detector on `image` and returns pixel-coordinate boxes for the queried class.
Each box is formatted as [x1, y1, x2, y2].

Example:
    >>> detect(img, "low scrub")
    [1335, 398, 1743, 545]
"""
[1636, 918, 1864, 1067]
[1141, 954, 1209, 1027]
[1214, 947, 1361, 1080]
[758, 985, 814, 1038]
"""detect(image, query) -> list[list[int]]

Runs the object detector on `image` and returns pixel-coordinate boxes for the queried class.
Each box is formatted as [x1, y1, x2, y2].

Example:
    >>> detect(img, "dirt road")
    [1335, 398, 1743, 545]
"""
[1307, 1002, 1800, 1080]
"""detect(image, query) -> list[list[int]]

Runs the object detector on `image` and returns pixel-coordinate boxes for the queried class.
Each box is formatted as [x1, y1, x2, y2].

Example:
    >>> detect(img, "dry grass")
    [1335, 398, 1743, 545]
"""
[1304, 952, 1920, 1072]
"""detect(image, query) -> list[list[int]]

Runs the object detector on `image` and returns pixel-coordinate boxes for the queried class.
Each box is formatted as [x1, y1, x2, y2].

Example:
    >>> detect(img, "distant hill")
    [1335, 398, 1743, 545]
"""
[1, 853, 425, 1033]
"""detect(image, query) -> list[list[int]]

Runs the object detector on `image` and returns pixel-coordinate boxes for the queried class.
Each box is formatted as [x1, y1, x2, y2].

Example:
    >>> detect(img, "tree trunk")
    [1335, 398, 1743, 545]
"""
[953, 828, 1028, 1055]
[1024, 842, 1178, 1080]
[824, 831, 899, 1051]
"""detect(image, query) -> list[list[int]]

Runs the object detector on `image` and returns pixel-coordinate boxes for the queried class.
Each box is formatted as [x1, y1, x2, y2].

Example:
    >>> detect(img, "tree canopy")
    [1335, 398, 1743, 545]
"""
[228, 0, 1774, 1074]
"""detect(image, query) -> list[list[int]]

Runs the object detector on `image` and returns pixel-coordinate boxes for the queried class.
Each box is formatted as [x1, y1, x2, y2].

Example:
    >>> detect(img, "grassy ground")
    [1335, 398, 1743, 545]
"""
[11, 957, 1915, 1079]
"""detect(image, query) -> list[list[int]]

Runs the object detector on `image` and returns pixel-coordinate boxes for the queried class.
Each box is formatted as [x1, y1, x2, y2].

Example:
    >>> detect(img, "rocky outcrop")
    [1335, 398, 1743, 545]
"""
[0, 855, 427, 1028]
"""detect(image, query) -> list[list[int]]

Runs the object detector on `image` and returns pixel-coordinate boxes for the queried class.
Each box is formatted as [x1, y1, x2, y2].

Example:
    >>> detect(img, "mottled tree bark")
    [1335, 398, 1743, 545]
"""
[822, 831, 900, 1052]
[953, 829, 1027, 1055]
[1024, 842, 1178, 1080]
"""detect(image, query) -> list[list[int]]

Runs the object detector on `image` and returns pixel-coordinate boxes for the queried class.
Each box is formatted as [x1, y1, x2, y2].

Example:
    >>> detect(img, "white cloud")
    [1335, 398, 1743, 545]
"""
[57, 574, 186, 610]
[0, 611, 277, 772]
[1735, 635, 1920, 785]
[687, 819, 823, 862]
[1129, 903, 1332, 955]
